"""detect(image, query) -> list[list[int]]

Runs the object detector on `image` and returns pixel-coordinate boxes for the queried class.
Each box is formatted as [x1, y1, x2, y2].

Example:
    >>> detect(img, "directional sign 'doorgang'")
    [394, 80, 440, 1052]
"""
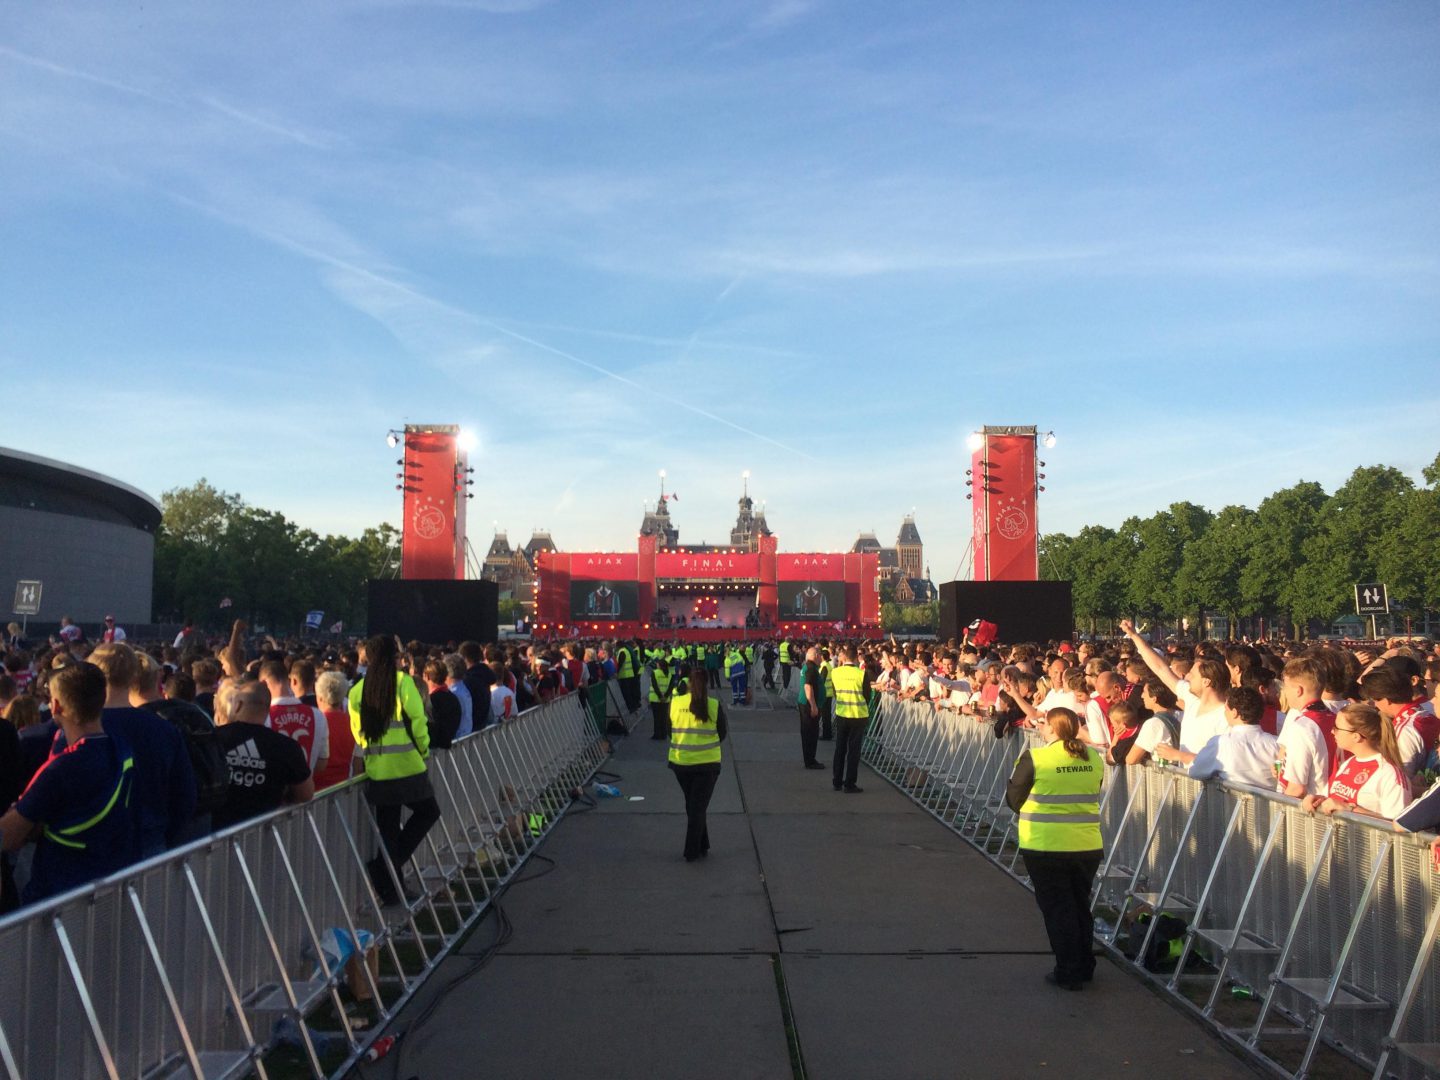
[1354, 582, 1390, 615]
[12, 580, 42, 616]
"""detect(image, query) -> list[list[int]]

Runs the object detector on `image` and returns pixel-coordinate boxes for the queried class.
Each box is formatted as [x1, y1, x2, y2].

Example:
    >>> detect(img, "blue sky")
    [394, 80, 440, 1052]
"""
[2, 1, 1437, 583]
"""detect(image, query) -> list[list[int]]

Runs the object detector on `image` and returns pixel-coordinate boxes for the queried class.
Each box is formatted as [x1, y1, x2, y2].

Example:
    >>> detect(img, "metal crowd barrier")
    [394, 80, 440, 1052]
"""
[0, 688, 630, 1080]
[861, 694, 1440, 1080]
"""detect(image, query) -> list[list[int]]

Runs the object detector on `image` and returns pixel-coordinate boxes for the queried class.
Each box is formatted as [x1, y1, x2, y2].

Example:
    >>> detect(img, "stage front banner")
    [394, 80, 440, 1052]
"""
[776, 553, 844, 579]
[570, 553, 639, 581]
[654, 551, 760, 578]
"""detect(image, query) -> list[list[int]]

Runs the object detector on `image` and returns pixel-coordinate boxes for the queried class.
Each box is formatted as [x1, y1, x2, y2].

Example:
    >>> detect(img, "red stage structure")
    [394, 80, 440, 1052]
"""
[533, 531, 880, 641]
[968, 425, 1044, 581]
[398, 424, 471, 580]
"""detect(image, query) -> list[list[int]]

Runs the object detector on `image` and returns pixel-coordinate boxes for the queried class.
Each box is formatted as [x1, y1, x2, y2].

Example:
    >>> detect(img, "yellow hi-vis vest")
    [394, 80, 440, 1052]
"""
[726, 650, 745, 678]
[1017, 740, 1104, 852]
[617, 646, 636, 679]
[820, 661, 834, 699]
[831, 664, 868, 719]
[349, 674, 430, 781]
[668, 694, 722, 766]
[779, 641, 792, 663]
[649, 668, 673, 702]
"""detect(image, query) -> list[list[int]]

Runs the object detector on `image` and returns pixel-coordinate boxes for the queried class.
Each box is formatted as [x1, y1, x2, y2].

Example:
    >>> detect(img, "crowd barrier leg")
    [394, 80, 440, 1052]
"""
[1252, 831, 1393, 1077]
[1374, 886, 1440, 1079]
[1182, 804, 1284, 1015]
[230, 843, 325, 1077]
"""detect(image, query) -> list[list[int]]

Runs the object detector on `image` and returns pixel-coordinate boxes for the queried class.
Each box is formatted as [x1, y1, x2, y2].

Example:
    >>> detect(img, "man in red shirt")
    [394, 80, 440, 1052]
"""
[260, 661, 330, 778]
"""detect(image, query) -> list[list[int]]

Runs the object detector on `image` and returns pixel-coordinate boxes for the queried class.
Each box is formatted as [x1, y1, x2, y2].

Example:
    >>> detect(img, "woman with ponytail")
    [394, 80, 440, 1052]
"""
[666, 664, 729, 862]
[349, 634, 440, 904]
[1302, 703, 1412, 820]
[1005, 707, 1106, 991]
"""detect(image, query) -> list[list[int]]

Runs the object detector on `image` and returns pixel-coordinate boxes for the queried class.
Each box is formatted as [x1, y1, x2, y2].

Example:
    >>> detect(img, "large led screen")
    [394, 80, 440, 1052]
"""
[569, 580, 639, 621]
[777, 580, 845, 620]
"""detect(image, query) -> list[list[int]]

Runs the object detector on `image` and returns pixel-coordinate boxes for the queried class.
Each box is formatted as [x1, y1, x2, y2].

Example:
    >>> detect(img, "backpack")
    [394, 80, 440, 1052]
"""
[152, 702, 229, 817]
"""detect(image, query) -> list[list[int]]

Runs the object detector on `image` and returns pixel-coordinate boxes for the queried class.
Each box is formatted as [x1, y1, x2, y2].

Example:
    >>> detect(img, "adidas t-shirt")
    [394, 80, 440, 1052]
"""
[213, 723, 310, 831]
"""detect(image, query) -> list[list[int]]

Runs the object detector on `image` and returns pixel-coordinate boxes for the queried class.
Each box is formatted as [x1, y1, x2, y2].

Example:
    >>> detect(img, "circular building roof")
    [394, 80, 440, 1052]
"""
[0, 446, 162, 532]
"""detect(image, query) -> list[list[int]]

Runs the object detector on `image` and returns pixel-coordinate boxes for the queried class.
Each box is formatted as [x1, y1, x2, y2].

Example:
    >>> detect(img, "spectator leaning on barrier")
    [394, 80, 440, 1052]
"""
[1121, 620, 1230, 766]
[350, 635, 439, 906]
[1, 663, 138, 906]
[1277, 658, 1337, 798]
[1188, 687, 1281, 790]
[1302, 703, 1412, 821]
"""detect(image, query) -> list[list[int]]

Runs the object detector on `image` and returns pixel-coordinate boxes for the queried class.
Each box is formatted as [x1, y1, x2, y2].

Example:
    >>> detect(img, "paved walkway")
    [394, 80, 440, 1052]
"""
[397, 700, 1258, 1079]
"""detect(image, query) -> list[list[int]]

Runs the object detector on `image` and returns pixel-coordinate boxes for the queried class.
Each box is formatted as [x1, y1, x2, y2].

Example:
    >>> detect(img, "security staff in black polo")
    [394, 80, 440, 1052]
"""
[1005, 706, 1105, 990]
[829, 644, 871, 793]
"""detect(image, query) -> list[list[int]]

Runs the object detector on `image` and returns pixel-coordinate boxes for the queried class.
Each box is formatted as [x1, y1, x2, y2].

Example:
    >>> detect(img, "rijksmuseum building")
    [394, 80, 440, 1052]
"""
[481, 480, 935, 635]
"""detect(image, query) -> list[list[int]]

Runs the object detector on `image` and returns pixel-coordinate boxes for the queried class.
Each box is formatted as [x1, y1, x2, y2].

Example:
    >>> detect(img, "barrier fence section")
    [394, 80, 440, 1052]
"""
[861, 694, 1440, 1080]
[0, 689, 628, 1080]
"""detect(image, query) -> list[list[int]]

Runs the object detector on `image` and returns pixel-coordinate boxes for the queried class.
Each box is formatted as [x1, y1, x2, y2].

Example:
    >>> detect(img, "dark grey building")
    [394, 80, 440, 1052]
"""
[0, 447, 160, 626]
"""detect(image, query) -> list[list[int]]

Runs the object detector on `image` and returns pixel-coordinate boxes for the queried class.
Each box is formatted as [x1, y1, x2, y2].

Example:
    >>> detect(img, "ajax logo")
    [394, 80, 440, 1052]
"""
[414, 504, 446, 540]
[995, 499, 1030, 541]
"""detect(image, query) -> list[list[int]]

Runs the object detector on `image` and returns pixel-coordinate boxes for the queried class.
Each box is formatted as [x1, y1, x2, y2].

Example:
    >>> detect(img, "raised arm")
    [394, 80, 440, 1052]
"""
[1118, 619, 1180, 694]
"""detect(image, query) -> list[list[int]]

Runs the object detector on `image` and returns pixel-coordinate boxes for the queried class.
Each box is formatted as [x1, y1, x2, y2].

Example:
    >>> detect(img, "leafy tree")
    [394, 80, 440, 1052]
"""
[1179, 505, 1257, 629]
[1067, 526, 1127, 631]
[1126, 503, 1213, 620]
[152, 480, 398, 631]
[1239, 481, 1327, 629]
[1296, 466, 1414, 622]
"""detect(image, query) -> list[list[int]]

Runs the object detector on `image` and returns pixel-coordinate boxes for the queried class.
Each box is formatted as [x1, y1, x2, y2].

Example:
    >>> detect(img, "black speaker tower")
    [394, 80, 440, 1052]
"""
[939, 580, 1074, 644]
[367, 579, 499, 645]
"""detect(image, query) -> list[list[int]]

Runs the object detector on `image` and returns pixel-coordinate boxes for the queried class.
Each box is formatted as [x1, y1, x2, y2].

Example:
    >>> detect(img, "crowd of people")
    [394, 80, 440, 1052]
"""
[0, 619, 656, 911]
[3, 615, 1439, 915]
[857, 628, 1440, 835]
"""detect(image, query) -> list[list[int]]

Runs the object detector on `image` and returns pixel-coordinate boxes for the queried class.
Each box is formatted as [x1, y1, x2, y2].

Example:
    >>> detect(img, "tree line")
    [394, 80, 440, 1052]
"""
[1039, 457, 1440, 635]
[153, 480, 399, 632]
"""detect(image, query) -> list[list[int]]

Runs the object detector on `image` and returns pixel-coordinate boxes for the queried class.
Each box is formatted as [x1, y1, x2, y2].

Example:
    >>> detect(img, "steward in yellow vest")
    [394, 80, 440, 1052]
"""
[615, 642, 641, 714]
[648, 661, 674, 741]
[350, 635, 441, 906]
[667, 669, 728, 861]
[1004, 706, 1105, 989]
[829, 647, 873, 792]
[778, 639, 794, 691]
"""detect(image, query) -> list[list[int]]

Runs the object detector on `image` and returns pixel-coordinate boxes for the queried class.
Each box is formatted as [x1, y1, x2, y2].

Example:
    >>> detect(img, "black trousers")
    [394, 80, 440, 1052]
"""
[832, 716, 866, 787]
[1021, 849, 1102, 983]
[619, 676, 641, 712]
[798, 702, 820, 765]
[819, 697, 834, 739]
[650, 701, 670, 740]
[780, 663, 792, 690]
[375, 797, 441, 874]
[707, 667, 720, 688]
[671, 765, 719, 859]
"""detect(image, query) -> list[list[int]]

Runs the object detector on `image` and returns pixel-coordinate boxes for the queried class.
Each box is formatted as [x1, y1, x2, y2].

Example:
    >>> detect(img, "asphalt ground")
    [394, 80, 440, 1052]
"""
[386, 694, 1258, 1080]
